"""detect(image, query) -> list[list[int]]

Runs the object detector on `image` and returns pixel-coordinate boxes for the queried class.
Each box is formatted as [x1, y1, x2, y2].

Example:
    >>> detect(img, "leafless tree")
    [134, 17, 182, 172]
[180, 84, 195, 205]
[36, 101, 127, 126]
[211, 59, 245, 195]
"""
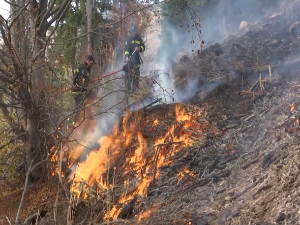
[0, 0, 72, 186]
[86, 0, 94, 55]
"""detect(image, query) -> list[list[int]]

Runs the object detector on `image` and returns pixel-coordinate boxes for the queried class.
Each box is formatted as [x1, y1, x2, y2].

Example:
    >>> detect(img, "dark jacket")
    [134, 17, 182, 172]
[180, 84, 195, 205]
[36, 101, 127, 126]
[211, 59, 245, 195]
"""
[124, 34, 145, 65]
[73, 62, 91, 86]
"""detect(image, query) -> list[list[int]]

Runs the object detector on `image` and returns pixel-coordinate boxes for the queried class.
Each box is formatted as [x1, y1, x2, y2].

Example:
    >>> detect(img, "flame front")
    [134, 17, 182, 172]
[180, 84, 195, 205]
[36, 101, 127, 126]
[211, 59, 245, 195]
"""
[69, 103, 216, 222]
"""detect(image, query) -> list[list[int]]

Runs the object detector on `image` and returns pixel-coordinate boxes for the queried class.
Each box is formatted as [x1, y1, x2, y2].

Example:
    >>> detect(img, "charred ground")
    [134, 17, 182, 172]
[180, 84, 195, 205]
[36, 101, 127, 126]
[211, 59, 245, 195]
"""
[105, 1, 300, 223]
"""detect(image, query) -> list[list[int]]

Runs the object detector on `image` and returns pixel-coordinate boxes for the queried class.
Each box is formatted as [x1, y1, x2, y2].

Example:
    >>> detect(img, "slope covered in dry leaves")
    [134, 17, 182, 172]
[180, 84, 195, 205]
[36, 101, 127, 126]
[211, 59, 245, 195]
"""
[66, 1, 300, 223]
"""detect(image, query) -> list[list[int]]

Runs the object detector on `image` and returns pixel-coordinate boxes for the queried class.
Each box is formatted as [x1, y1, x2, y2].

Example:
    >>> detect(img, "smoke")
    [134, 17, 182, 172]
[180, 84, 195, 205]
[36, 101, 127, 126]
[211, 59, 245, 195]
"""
[71, 47, 156, 164]
[69, 54, 127, 165]
[70, 0, 285, 165]
[174, 78, 199, 102]
[150, 0, 284, 103]
[200, 0, 282, 44]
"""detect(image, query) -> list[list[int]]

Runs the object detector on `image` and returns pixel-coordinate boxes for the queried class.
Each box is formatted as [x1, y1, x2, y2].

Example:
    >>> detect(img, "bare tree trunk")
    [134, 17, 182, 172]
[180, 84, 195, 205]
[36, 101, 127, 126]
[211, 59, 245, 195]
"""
[7, 0, 44, 185]
[29, 0, 47, 90]
[10, 0, 17, 49]
[21, 0, 49, 185]
[86, 0, 94, 55]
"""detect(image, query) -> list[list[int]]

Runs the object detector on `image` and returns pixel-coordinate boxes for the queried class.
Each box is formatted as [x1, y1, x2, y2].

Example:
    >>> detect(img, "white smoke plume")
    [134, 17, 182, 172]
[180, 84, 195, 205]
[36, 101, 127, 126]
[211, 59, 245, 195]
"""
[149, 0, 284, 104]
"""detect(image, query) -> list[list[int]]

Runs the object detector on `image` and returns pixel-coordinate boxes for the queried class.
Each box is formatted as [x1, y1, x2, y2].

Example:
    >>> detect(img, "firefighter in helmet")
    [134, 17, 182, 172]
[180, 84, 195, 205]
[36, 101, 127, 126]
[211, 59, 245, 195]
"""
[71, 55, 96, 125]
[124, 25, 145, 92]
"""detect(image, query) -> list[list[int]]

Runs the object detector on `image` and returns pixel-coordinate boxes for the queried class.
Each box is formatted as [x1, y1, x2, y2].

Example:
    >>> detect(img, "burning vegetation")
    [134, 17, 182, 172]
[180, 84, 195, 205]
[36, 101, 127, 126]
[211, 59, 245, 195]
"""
[53, 1, 300, 224]
[66, 103, 222, 223]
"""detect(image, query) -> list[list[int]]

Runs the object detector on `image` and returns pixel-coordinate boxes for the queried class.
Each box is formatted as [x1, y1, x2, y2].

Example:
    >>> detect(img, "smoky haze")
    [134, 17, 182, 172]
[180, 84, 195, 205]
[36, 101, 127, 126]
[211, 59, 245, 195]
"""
[69, 0, 285, 166]
[69, 57, 127, 166]
[69, 47, 153, 166]
[154, 0, 283, 102]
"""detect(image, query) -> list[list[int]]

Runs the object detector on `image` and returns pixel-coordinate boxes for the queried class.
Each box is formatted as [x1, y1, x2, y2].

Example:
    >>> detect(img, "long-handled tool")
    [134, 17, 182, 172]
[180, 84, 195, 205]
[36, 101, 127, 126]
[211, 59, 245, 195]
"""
[61, 68, 123, 93]
[121, 48, 138, 72]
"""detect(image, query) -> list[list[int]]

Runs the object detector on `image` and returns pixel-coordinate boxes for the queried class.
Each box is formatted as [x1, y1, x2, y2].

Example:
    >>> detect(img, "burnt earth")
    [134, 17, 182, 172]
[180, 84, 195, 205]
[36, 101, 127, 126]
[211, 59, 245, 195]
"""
[135, 1, 300, 224]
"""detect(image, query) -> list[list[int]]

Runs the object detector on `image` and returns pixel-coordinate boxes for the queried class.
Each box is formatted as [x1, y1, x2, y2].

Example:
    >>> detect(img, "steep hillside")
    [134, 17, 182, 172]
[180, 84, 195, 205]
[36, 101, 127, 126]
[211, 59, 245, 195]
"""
[65, 1, 300, 224]
[3, 1, 300, 225]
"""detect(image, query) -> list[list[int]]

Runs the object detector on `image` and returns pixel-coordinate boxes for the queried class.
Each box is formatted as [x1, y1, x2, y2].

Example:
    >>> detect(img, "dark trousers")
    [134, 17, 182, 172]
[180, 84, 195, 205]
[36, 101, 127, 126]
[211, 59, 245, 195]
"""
[72, 92, 85, 124]
[125, 63, 140, 93]
[72, 89, 97, 125]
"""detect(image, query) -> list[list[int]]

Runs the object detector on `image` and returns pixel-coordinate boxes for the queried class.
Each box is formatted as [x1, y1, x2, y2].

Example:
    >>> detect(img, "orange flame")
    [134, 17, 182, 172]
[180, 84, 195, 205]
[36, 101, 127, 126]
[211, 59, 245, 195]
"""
[70, 136, 113, 196]
[175, 104, 191, 122]
[138, 210, 152, 222]
[49, 147, 58, 176]
[178, 168, 196, 181]
[48, 147, 65, 177]
[69, 103, 211, 221]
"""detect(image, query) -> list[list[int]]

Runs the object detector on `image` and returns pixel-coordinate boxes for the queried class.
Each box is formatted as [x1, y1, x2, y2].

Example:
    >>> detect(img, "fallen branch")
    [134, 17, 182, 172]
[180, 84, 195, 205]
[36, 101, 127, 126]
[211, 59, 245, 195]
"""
[231, 176, 265, 201]
[244, 114, 256, 121]
[208, 156, 220, 173]
[124, 91, 152, 111]
[181, 170, 198, 181]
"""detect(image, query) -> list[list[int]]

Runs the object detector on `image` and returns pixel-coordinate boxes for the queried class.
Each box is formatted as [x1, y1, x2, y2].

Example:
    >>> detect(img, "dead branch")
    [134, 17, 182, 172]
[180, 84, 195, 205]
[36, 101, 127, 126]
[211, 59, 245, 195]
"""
[141, 98, 162, 109]
[241, 158, 259, 170]
[152, 146, 162, 186]
[3, 0, 18, 6]
[253, 184, 273, 197]
[15, 160, 33, 225]
[154, 142, 183, 148]
[8, 1, 30, 29]
[15, 157, 54, 224]
[45, 0, 72, 30]
[67, 3, 158, 42]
